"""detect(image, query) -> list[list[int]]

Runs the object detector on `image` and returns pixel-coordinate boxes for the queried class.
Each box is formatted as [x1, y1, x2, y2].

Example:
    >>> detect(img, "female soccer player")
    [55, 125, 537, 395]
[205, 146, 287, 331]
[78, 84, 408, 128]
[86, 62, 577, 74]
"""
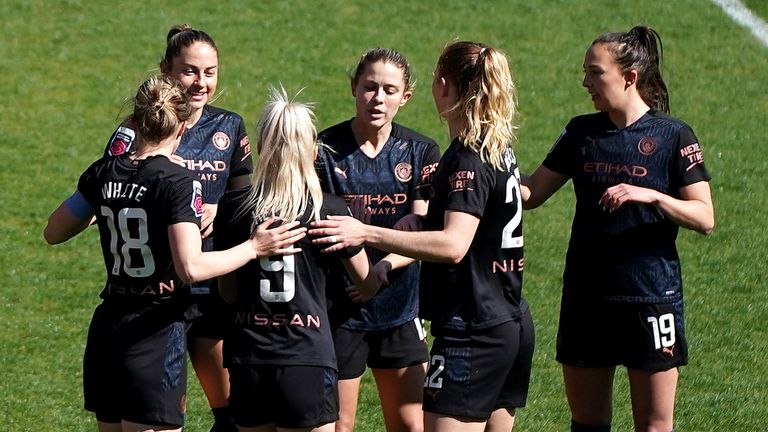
[213, 87, 380, 432]
[103, 24, 251, 431]
[44, 76, 304, 432]
[522, 26, 714, 432]
[311, 41, 533, 432]
[316, 48, 440, 432]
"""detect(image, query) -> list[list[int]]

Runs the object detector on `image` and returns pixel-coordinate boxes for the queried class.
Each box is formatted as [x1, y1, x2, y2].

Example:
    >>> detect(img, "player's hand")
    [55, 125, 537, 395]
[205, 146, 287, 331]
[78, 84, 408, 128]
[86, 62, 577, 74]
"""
[393, 213, 424, 231]
[250, 218, 306, 258]
[372, 259, 392, 286]
[599, 183, 660, 213]
[200, 203, 218, 238]
[346, 281, 380, 303]
[309, 215, 367, 253]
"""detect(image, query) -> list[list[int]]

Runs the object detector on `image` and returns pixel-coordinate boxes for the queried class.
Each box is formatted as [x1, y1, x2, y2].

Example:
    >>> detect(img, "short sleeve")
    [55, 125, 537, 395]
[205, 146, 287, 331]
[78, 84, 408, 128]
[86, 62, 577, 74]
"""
[442, 150, 491, 219]
[415, 143, 441, 200]
[671, 125, 711, 188]
[167, 176, 202, 227]
[103, 118, 137, 158]
[76, 160, 102, 206]
[229, 117, 253, 179]
[542, 127, 576, 177]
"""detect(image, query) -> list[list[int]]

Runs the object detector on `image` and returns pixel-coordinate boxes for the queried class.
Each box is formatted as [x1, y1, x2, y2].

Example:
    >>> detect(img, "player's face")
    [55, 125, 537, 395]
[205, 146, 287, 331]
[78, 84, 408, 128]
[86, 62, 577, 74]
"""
[352, 61, 412, 129]
[582, 43, 629, 113]
[164, 42, 219, 112]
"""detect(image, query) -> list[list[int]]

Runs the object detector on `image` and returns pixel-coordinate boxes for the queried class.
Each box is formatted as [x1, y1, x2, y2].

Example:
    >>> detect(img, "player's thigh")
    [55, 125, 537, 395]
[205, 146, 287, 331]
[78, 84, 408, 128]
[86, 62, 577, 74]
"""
[627, 367, 678, 431]
[562, 365, 615, 425]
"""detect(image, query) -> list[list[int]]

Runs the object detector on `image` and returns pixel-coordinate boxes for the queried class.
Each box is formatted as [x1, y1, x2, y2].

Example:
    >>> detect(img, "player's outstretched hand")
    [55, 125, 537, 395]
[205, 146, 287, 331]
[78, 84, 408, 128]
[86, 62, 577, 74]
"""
[250, 218, 306, 257]
[599, 183, 659, 213]
[309, 215, 367, 253]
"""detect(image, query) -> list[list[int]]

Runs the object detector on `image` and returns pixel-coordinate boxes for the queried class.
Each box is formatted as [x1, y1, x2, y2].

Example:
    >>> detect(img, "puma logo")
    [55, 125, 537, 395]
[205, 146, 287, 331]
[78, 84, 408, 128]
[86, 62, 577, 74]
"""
[334, 167, 348, 179]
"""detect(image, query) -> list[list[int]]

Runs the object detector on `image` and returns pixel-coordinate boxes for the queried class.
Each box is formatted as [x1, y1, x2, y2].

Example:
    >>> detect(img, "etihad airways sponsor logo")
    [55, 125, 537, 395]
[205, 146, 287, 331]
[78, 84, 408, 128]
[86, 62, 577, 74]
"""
[583, 162, 648, 177]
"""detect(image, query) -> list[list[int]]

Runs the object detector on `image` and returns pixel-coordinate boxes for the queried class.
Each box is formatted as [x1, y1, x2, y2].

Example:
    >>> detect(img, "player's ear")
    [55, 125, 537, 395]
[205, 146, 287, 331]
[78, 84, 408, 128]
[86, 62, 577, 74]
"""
[350, 79, 357, 97]
[160, 59, 170, 75]
[624, 69, 638, 89]
[400, 90, 413, 107]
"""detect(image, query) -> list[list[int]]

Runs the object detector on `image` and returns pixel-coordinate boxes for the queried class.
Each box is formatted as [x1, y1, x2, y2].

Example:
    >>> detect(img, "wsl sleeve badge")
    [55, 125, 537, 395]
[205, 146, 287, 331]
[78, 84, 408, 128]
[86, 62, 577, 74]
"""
[190, 180, 204, 219]
[108, 127, 136, 157]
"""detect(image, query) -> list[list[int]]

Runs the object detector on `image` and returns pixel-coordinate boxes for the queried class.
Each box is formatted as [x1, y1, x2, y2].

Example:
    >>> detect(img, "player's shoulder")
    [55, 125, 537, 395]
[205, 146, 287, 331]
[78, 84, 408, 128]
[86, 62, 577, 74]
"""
[318, 119, 354, 145]
[203, 105, 245, 124]
[642, 109, 692, 133]
[390, 122, 438, 147]
[566, 111, 612, 131]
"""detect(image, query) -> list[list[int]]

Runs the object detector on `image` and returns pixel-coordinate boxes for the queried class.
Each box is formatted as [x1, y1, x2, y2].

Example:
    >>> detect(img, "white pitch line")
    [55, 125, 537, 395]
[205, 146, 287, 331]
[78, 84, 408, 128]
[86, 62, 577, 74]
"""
[710, 0, 768, 47]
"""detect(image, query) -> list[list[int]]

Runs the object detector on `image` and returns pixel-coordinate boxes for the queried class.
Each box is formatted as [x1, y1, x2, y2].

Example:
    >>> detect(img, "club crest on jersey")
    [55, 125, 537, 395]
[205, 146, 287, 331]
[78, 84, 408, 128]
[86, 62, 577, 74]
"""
[108, 126, 136, 156]
[191, 180, 204, 218]
[212, 131, 231, 150]
[394, 162, 412, 182]
[637, 137, 657, 156]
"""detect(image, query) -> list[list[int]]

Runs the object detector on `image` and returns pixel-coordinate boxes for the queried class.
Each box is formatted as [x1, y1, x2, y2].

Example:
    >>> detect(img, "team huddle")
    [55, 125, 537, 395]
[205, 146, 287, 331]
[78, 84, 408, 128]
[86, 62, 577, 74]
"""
[44, 23, 713, 432]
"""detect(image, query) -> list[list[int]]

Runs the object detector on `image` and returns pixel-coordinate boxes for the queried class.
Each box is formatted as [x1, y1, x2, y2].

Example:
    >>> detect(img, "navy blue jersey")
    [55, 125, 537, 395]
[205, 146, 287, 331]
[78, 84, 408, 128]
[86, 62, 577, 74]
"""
[105, 105, 252, 205]
[420, 139, 526, 331]
[543, 110, 711, 302]
[77, 155, 201, 302]
[214, 188, 362, 369]
[316, 120, 440, 331]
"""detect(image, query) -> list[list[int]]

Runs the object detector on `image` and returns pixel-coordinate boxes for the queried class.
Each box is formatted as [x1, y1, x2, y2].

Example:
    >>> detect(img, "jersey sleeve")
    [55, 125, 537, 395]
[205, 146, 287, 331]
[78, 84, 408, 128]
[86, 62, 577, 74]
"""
[542, 123, 577, 177]
[103, 118, 137, 158]
[166, 176, 203, 227]
[415, 142, 441, 200]
[442, 151, 492, 219]
[321, 194, 363, 259]
[315, 146, 338, 195]
[76, 160, 102, 208]
[228, 116, 253, 179]
[213, 187, 252, 251]
[671, 125, 711, 188]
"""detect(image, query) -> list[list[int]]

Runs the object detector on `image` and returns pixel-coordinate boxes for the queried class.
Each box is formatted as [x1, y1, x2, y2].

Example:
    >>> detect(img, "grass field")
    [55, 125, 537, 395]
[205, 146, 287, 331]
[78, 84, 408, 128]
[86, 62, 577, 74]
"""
[2, 0, 767, 430]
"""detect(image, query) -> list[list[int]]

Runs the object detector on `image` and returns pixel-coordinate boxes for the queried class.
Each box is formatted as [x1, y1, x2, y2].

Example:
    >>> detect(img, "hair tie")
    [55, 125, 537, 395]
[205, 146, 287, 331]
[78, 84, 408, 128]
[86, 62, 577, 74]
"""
[478, 47, 487, 58]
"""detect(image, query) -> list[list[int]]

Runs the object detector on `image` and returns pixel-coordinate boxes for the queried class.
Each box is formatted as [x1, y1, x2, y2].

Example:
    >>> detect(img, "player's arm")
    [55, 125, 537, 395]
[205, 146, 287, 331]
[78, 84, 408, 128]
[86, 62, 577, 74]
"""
[372, 198, 428, 284]
[44, 191, 94, 245]
[311, 210, 479, 265]
[342, 249, 381, 303]
[599, 181, 714, 235]
[521, 165, 569, 209]
[169, 218, 306, 283]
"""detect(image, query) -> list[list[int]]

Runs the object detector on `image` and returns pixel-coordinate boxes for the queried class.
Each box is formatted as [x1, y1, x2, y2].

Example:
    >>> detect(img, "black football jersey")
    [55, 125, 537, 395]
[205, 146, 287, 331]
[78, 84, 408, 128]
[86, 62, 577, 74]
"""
[316, 120, 440, 330]
[214, 189, 362, 369]
[77, 155, 202, 301]
[543, 109, 711, 302]
[420, 139, 526, 331]
[104, 105, 252, 205]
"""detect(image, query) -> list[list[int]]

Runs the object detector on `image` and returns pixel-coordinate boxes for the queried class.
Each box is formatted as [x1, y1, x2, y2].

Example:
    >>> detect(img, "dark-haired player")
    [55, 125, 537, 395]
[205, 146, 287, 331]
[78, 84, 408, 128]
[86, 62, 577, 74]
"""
[523, 25, 714, 432]
[102, 24, 252, 431]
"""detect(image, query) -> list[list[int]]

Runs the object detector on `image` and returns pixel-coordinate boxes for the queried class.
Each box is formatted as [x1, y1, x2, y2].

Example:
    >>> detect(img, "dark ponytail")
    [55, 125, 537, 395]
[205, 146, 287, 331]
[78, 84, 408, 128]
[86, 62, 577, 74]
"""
[593, 25, 669, 113]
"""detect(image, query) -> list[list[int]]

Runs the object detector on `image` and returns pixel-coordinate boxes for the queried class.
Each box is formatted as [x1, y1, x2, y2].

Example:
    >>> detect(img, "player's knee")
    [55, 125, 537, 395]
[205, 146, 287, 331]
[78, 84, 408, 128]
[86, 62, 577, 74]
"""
[571, 419, 612, 432]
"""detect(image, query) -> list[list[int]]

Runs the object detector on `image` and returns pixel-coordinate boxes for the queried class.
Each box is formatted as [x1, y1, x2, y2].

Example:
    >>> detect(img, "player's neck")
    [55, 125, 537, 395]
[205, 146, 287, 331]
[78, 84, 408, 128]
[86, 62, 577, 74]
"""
[351, 118, 392, 158]
[131, 137, 175, 160]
